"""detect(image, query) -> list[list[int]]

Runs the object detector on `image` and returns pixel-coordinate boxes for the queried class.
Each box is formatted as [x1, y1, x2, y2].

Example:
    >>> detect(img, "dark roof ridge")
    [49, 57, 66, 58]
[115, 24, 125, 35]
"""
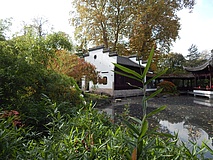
[88, 45, 105, 51]
[117, 56, 144, 68]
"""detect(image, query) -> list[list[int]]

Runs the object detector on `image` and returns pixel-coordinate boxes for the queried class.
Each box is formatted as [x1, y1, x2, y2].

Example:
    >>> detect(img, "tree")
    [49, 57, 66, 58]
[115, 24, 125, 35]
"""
[186, 44, 206, 67]
[71, 0, 195, 57]
[0, 18, 12, 41]
[159, 52, 186, 74]
[10, 29, 51, 67]
[165, 53, 186, 74]
[0, 26, 83, 133]
[49, 50, 98, 84]
[199, 49, 211, 60]
[45, 31, 73, 52]
[12, 22, 73, 67]
[31, 17, 50, 38]
[186, 44, 199, 61]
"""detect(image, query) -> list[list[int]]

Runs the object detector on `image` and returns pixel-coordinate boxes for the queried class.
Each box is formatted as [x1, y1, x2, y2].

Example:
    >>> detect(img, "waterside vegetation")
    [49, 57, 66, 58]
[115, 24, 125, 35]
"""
[1, 34, 213, 159]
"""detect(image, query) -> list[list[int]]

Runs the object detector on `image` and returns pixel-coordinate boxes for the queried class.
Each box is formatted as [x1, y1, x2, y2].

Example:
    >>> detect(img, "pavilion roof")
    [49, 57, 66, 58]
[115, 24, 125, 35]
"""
[147, 73, 194, 79]
[183, 58, 213, 72]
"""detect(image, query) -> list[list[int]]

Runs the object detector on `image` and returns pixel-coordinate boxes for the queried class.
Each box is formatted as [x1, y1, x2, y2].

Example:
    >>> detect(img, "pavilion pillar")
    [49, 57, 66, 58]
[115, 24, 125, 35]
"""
[208, 65, 212, 88]
[195, 75, 197, 87]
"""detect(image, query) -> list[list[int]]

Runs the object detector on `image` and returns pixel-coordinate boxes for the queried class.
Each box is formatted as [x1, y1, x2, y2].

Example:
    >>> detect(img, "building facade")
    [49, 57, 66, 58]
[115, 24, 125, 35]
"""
[83, 45, 149, 98]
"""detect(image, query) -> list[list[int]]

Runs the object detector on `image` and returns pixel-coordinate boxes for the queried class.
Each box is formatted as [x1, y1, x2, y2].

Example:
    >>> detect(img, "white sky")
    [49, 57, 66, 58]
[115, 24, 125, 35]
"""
[171, 0, 213, 55]
[0, 0, 212, 56]
[0, 0, 74, 36]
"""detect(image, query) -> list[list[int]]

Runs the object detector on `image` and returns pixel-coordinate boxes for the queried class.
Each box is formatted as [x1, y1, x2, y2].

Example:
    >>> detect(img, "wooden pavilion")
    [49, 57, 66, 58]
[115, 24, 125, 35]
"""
[184, 58, 213, 98]
[147, 73, 194, 91]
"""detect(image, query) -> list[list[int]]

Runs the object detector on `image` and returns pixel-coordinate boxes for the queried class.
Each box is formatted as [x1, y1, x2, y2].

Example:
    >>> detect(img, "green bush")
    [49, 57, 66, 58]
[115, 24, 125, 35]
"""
[0, 43, 83, 134]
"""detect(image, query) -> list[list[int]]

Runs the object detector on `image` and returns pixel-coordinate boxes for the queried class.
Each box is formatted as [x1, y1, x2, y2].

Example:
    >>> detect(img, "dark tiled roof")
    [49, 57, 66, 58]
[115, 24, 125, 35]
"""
[109, 52, 118, 57]
[117, 56, 143, 68]
[86, 45, 118, 57]
[184, 58, 213, 72]
[88, 45, 105, 51]
[83, 53, 89, 57]
[85, 45, 143, 67]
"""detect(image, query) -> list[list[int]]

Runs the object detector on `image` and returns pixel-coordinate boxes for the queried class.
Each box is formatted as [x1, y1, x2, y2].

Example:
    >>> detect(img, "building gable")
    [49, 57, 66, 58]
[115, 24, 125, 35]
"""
[83, 45, 146, 97]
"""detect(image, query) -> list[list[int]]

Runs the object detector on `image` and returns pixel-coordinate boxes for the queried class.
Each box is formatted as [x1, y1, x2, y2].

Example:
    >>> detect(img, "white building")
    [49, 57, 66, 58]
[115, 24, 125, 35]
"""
[82, 45, 150, 98]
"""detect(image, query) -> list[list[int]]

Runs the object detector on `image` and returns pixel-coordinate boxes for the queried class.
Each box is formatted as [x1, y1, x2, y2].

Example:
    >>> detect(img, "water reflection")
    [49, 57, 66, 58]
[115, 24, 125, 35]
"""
[98, 95, 213, 158]
[159, 120, 212, 147]
[159, 120, 213, 158]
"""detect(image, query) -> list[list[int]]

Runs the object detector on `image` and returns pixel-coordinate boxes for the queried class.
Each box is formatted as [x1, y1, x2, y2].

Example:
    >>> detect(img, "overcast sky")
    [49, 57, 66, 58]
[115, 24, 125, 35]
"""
[0, 0, 73, 37]
[0, 0, 213, 56]
[171, 0, 213, 55]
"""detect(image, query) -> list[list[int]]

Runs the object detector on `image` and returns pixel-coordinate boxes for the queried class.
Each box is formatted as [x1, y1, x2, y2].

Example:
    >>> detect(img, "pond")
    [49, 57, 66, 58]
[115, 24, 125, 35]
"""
[99, 95, 213, 158]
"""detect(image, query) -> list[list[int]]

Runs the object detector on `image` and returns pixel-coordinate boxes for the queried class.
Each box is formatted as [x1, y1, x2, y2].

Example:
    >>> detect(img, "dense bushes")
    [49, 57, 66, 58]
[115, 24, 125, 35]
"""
[0, 37, 83, 134]
[0, 61, 83, 133]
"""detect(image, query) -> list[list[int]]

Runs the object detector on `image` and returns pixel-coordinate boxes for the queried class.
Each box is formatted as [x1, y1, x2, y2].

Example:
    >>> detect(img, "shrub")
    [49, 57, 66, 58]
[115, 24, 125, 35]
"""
[0, 112, 28, 159]
[157, 80, 178, 94]
[0, 48, 83, 134]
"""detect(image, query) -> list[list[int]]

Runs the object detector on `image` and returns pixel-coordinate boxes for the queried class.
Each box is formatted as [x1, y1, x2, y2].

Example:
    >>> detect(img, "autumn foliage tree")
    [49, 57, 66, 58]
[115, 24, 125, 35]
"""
[49, 50, 98, 84]
[71, 0, 195, 58]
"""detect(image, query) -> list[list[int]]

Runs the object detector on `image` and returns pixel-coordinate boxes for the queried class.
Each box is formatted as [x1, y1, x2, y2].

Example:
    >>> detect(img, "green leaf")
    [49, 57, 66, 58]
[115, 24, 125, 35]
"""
[122, 119, 140, 136]
[182, 141, 192, 157]
[127, 83, 143, 90]
[145, 88, 163, 101]
[203, 142, 213, 155]
[141, 46, 154, 79]
[139, 116, 148, 140]
[129, 116, 142, 125]
[153, 132, 174, 138]
[98, 139, 110, 149]
[147, 105, 167, 118]
[113, 63, 142, 80]
[114, 70, 141, 82]
[144, 68, 168, 86]
[143, 138, 156, 152]
[139, 120, 148, 140]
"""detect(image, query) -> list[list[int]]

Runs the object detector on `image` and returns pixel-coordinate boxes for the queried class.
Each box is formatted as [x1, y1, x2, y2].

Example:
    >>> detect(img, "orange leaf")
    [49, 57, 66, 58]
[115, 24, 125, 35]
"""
[131, 147, 137, 160]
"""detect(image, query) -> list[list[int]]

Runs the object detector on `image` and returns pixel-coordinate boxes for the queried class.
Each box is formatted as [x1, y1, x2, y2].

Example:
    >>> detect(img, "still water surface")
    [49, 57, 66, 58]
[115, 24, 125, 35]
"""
[100, 95, 213, 158]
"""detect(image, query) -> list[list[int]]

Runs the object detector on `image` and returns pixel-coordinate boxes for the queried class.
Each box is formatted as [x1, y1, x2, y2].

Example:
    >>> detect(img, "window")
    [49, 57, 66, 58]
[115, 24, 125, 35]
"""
[98, 76, 108, 85]
[103, 76, 107, 85]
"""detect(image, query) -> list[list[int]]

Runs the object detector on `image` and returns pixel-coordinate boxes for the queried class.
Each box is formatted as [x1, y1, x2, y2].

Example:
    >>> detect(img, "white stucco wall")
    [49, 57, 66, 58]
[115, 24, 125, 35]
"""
[84, 48, 117, 95]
